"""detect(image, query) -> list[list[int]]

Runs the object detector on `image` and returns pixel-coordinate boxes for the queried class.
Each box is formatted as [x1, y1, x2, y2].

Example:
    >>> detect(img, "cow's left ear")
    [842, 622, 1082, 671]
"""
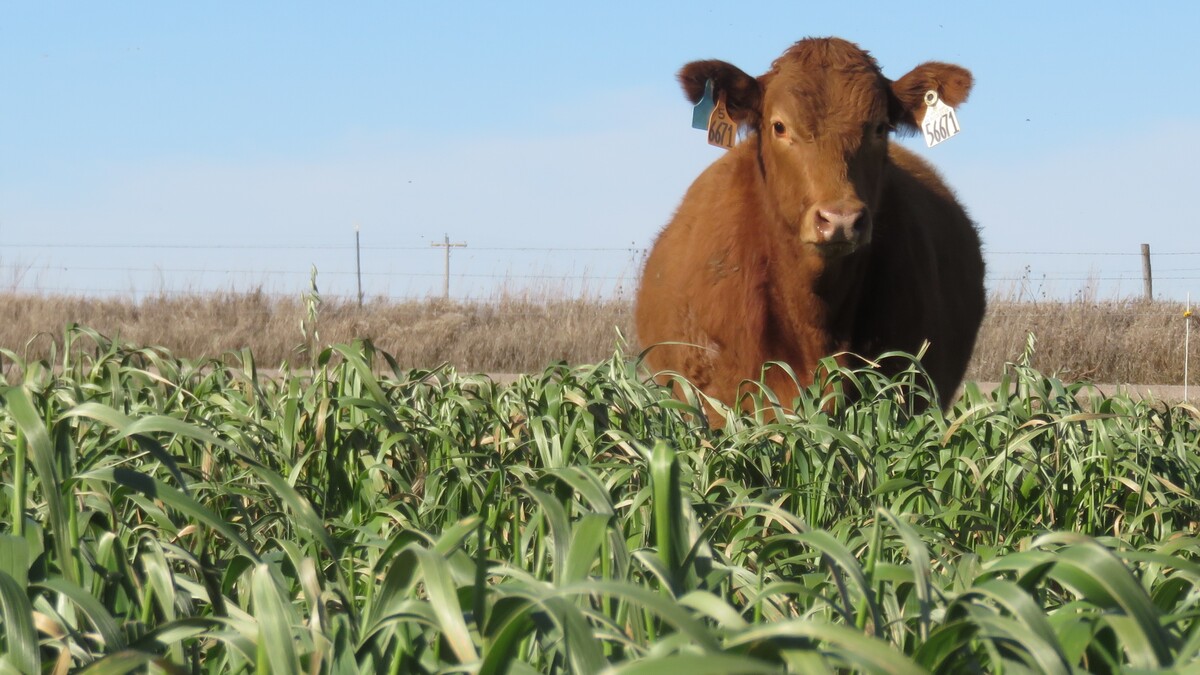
[888, 62, 973, 131]
[678, 59, 763, 127]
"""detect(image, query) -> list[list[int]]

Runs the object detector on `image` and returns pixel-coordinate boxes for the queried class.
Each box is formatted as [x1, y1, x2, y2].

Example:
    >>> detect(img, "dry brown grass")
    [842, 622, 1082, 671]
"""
[967, 298, 1192, 384]
[0, 290, 633, 374]
[1, 290, 1195, 384]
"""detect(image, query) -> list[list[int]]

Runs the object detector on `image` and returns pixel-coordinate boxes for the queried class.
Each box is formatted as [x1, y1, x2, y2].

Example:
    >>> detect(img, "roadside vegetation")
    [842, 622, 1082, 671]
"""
[0, 290, 1194, 384]
[2, 325, 1200, 672]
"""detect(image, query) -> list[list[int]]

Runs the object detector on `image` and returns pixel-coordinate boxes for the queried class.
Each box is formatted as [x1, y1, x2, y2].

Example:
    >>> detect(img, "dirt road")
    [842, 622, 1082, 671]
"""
[972, 382, 1193, 406]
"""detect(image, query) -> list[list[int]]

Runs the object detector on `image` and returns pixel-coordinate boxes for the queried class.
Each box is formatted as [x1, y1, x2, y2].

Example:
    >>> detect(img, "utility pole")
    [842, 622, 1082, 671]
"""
[430, 233, 467, 299]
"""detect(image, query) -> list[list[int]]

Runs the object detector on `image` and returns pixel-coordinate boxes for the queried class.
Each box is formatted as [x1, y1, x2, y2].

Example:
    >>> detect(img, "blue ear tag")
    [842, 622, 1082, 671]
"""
[691, 79, 716, 130]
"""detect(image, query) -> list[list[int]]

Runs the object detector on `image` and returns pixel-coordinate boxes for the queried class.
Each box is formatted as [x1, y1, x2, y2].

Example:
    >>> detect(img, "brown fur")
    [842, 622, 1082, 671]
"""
[636, 38, 985, 417]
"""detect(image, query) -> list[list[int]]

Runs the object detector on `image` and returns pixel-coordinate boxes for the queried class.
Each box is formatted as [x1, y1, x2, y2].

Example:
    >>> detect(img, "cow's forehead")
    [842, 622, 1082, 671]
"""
[763, 67, 889, 129]
[761, 38, 889, 127]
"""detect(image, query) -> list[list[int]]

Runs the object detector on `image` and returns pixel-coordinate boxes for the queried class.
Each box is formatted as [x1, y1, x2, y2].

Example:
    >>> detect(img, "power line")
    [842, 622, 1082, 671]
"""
[4, 267, 1196, 284]
[989, 251, 1200, 257]
[4, 243, 360, 251]
[0, 263, 638, 281]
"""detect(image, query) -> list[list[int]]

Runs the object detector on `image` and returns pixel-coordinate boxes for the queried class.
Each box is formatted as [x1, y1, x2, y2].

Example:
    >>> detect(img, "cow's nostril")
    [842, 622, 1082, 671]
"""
[815, 208, 864, 242]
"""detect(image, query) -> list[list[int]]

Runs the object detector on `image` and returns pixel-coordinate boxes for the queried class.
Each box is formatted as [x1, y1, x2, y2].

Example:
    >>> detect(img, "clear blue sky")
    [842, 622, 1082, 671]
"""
[3, 2, 1199, 301]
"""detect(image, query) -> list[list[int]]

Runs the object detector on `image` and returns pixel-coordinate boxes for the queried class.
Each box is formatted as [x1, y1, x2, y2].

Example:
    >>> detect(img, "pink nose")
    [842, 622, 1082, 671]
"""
[814, 206, 865, 244]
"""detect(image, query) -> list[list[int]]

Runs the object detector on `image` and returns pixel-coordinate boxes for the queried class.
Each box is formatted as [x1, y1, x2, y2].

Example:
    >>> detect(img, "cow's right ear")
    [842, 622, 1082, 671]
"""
[678, 60, 763, 126]
[888, 62, 973, 131]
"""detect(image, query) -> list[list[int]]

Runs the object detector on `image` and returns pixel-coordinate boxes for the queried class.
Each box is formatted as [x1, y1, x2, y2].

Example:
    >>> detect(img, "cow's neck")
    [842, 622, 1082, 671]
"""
[765, 233, 867, 362]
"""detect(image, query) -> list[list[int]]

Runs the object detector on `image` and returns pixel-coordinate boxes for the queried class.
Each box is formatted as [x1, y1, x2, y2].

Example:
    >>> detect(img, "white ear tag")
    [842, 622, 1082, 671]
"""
[921, 90, 961, 148]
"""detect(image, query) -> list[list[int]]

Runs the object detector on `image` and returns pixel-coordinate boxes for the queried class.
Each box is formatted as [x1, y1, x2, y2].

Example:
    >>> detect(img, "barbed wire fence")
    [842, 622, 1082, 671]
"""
[1, 239, 1198, 306]
[0, 239, 650, 301]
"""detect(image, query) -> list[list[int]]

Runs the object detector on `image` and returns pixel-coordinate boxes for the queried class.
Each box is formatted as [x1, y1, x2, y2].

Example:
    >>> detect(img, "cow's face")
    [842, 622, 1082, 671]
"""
[679, 38, 972, 259]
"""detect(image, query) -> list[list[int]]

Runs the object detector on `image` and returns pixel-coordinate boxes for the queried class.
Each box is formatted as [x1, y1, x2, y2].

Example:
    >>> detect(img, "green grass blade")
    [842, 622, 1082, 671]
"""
[0, 569, 39, 675]
[80, 467, 260, 562]
[878, 509, 933, 641]
[651, 440, 689, 596]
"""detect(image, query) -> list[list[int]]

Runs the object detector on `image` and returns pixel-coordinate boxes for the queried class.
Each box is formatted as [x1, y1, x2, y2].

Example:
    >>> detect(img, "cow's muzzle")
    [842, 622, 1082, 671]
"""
[807, 201, 871, 256]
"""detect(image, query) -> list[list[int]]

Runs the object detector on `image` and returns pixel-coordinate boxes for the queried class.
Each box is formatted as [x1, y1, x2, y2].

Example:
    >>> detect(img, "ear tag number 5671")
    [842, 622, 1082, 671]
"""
[921, 90, 961, 148]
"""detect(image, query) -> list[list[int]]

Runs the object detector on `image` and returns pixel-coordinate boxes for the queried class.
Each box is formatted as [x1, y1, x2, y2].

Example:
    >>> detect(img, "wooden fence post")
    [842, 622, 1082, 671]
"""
[355, 224, 363, 308]
[1141, 243, 1152, 301]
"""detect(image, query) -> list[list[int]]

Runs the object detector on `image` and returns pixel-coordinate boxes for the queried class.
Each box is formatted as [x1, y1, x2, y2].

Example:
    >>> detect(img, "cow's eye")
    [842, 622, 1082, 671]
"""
[772, 121, 787, 136]
[874, 122, 890, 137]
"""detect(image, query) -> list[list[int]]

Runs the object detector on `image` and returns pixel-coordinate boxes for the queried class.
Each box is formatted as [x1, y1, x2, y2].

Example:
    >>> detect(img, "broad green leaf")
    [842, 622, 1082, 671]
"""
[251, 564, 301, 675]
[953, 578, 1070, 673]
[36, 577, 127, 651]
[413, 546, 479, 664]
[564, 513, 613, 584]
[478, 597, 537, 675]
[1035, 537, 1172, 668]
[0, 534, 30, 588]
[3, 386, 74, 584]
[607, 652, 781, 675]
[75, 650, 157, 675]
[725, 619, 925, 675]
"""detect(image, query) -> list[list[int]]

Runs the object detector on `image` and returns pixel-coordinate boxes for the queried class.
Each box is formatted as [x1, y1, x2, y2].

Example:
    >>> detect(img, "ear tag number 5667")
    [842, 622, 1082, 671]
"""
[921, 90, 961, 148]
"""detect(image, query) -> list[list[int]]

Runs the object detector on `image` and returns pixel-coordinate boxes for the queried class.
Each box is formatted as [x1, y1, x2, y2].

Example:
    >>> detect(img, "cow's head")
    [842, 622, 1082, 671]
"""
[679, 38, 972, 258]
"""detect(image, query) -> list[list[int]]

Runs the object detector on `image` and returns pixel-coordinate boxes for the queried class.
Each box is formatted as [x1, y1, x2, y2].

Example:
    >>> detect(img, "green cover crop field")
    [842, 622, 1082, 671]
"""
[3, 326, 1200, 673]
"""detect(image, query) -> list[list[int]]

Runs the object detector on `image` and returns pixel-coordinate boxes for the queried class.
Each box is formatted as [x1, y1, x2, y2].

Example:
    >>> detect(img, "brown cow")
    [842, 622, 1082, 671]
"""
[636, 37, 985, 417]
